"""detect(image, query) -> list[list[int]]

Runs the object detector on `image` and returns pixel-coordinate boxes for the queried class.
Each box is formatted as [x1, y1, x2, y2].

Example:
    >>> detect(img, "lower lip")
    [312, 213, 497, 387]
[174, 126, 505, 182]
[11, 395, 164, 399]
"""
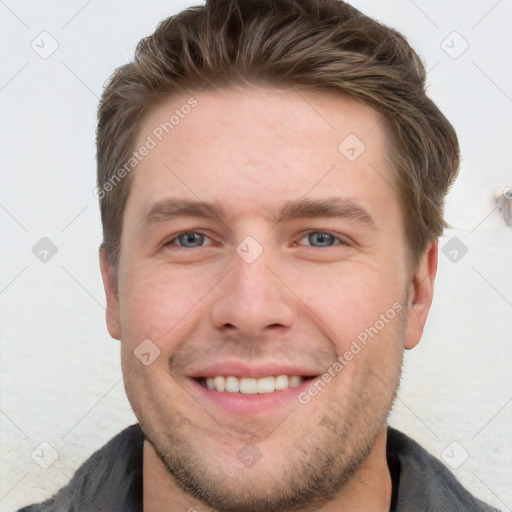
[188, 378, 316, 416]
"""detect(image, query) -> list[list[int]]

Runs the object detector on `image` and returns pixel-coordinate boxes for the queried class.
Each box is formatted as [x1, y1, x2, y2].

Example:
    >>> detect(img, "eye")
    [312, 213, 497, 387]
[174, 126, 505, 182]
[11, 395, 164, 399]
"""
[165, 231, 212, 248]
[295, 231, 347, 248]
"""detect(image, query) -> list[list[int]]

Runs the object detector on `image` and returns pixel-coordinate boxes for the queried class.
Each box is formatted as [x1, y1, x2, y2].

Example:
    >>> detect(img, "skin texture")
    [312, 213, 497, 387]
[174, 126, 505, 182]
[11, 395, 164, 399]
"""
[99, 86, 437, 512]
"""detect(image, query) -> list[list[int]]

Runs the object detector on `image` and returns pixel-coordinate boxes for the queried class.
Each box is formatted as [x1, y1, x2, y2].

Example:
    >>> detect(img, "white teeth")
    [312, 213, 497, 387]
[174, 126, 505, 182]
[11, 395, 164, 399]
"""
[239, 378, 258, 394]
[257, 376, 275, 394]
[214, 375, 226, 392]
[201, 375, 305, 393]
[274, 375, 288, 390]
[225, 376, 240, 393]
[289, 376, 302, 388]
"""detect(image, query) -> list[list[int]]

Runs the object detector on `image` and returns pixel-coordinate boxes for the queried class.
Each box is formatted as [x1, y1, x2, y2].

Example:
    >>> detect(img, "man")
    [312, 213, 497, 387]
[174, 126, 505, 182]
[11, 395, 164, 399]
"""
[18, 0, 499, 511]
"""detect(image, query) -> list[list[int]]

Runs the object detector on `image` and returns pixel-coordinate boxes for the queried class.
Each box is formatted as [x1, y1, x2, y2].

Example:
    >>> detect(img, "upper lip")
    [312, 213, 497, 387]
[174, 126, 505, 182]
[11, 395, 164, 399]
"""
[187, 360, 321, 379]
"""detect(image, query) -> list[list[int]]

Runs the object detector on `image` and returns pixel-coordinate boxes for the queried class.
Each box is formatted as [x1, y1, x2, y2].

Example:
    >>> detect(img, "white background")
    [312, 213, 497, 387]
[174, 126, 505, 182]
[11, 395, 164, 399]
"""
[0, 0, 511, 510]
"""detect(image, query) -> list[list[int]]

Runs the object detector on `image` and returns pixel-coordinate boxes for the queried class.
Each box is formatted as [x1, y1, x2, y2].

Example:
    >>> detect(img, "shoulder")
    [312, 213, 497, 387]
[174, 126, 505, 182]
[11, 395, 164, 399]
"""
[16, 423, 144, 512]
[387, 427, 500, 512]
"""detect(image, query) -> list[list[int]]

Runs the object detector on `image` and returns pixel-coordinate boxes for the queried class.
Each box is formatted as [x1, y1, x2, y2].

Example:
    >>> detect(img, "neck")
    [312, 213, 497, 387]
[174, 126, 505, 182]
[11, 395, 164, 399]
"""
[143, 424, 392, 512]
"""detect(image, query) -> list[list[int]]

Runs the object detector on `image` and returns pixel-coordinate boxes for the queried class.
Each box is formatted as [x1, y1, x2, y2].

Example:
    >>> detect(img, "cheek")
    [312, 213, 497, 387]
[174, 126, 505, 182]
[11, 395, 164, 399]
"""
[118, 263, 219, 347]
[288, 261, 405, 340]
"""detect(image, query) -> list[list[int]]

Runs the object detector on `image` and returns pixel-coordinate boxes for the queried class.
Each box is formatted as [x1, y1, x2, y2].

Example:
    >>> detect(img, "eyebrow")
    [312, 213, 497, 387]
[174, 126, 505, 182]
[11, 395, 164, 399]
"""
[142, 198, 227, 224]
[141, 196, 377, 231]
[277, 197, 377, 230]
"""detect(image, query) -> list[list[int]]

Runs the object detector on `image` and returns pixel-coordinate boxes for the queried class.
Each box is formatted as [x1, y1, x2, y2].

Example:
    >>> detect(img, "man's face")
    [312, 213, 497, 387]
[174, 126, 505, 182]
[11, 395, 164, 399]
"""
[101, 86, 433, 511]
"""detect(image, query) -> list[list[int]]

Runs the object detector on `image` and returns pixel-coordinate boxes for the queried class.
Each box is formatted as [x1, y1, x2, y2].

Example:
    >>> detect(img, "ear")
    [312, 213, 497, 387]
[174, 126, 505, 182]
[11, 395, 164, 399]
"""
[404, 241, 438, 350]
[99, 247, 122, 340]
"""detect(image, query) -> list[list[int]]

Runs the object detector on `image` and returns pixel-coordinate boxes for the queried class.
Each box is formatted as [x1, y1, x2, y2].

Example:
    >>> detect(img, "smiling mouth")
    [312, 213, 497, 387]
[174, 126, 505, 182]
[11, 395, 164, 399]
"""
[196, 375, 317, 394]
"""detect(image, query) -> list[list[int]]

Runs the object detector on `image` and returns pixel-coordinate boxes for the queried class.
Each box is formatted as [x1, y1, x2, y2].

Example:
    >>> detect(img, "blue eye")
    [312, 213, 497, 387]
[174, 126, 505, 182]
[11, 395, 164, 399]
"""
[299, 231, 343, 248]
[165, 230, 346, 250]
[167, 231, 210, 248]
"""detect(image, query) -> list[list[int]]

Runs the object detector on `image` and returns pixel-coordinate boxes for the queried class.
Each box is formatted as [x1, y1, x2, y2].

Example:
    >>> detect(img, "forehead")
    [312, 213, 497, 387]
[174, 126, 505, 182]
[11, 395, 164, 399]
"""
[127, 86, 398, 225]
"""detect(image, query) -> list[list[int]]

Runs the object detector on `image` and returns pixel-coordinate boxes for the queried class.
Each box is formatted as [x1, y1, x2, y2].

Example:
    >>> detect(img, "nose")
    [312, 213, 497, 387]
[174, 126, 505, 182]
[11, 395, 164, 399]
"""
[210, 246, 296, 337]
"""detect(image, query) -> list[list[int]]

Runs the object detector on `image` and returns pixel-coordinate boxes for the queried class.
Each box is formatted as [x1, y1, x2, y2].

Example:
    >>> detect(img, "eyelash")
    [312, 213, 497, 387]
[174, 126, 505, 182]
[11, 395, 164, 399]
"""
[164, 230, 349, 249]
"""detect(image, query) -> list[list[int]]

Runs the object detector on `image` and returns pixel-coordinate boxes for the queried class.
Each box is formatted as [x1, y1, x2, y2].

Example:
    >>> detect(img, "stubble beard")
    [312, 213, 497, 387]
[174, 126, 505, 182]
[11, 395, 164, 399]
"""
[130, 311, 407, 512]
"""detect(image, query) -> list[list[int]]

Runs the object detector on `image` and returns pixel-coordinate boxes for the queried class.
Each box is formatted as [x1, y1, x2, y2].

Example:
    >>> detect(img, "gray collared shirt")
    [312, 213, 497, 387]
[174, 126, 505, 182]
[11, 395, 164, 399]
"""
[17, 424, 500, 512]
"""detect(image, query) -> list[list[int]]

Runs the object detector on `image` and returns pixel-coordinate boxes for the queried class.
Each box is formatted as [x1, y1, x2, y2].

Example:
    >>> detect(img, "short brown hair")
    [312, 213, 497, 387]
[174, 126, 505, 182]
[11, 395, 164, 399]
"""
[96, 0, 460, 273]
